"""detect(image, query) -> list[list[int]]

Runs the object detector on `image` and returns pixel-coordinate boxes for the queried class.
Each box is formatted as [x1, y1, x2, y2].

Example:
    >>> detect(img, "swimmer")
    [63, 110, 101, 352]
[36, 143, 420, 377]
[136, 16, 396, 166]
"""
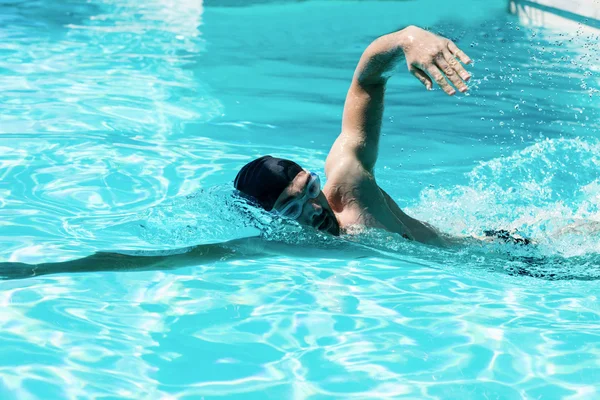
[234, 25, 473, 246]
[0, 26, 488, 279]
[234, 28, 532, 248]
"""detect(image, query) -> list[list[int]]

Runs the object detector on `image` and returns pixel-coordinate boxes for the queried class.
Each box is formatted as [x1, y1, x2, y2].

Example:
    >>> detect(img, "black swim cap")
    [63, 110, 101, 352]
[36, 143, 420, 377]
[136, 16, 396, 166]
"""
[234, 155, 303, 211]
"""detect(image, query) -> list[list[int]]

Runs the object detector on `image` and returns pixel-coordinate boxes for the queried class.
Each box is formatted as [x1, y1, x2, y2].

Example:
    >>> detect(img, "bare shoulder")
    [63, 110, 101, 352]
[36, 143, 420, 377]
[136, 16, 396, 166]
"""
[325, 154, 368, 194]
[324, 146, 380, 215]
[325, 134, 371, 185]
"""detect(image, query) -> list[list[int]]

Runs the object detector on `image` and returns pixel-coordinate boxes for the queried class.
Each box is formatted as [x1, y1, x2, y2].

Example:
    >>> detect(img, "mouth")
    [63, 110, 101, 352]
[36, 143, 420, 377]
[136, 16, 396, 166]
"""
[316, 215, 330, 231]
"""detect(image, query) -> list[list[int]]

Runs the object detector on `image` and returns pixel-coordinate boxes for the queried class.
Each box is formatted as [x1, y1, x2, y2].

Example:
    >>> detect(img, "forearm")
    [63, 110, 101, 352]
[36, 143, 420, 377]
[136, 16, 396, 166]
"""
[354, 28, 411, 87]
[0, 252, 187, 280]
[337, 31, 409, 171]
[0, 240, 251, 280]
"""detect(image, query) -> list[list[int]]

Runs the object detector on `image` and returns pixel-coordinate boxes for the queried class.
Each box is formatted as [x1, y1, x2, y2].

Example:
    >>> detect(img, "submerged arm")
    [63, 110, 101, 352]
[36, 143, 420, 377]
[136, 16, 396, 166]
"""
[0, 238, 265, 280]
[0, 236, 377, 280]
[327, 26, 472, 173]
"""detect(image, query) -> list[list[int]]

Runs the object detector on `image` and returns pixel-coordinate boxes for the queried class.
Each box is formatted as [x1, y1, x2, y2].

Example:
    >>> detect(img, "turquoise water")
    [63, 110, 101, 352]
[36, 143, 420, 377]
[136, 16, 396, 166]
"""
[1, 0, 600, 398]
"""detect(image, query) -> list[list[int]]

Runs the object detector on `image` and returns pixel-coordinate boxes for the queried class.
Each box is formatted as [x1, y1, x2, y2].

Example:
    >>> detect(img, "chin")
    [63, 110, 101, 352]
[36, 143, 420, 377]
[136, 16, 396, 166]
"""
[328, 224, 341, 236]
[321, 213, 341, 236]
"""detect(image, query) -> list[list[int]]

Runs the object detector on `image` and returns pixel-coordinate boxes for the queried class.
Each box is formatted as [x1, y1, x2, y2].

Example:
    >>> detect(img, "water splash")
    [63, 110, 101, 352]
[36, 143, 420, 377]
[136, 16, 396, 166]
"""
[404, 137, 600, 279]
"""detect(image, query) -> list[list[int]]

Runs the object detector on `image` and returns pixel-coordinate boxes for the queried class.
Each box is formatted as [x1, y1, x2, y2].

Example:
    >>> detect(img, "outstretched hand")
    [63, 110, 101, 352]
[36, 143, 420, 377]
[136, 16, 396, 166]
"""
[399, 26, 472, 95]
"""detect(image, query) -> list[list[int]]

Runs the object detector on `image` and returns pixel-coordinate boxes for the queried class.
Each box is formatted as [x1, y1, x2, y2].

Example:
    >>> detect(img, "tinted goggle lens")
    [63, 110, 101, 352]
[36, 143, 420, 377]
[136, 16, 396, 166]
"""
[278, 172, 320, 219]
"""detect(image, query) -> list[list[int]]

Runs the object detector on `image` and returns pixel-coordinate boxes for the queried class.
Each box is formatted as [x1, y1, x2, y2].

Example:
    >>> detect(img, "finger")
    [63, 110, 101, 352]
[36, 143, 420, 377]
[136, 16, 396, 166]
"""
[426, 65, 455, 96]
[447, 40, 472, 65]
[410, 67, 433, 90]
[443, 49, 471, 82]
[435, 56, 467, 93]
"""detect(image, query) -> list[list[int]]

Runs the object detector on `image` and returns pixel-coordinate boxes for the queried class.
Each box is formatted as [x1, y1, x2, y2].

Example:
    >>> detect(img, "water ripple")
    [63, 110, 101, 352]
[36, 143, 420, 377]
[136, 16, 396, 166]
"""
[1, 0, 600, 398]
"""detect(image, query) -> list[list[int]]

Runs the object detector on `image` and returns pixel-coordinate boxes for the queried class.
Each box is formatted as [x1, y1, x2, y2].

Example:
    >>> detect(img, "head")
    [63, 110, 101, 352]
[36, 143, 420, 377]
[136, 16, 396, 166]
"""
[234, 155, 340, 236]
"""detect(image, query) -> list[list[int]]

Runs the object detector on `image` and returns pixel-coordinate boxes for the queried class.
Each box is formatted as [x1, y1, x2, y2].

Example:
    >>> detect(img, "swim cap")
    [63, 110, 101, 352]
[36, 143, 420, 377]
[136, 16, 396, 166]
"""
[234, 155, 303, 211]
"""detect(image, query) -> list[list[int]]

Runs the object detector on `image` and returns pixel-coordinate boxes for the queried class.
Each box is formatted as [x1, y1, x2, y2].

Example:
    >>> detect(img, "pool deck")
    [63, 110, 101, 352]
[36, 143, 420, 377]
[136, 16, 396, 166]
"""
[510, 0, 600, 31]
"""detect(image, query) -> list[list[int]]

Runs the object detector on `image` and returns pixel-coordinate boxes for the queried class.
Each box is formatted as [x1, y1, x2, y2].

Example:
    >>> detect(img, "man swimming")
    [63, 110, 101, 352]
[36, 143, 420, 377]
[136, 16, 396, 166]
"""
[0, 26, 476, 279]
[234, 25, 472, 246]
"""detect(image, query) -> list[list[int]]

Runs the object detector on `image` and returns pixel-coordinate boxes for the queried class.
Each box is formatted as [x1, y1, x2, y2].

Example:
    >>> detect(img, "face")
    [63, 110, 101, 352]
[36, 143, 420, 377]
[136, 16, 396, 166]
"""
[272, 171, 341, 236]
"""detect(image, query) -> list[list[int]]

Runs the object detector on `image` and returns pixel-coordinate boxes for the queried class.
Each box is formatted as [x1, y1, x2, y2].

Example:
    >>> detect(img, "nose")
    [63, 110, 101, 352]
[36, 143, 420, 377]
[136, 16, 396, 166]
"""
[309, 202, 323, 221]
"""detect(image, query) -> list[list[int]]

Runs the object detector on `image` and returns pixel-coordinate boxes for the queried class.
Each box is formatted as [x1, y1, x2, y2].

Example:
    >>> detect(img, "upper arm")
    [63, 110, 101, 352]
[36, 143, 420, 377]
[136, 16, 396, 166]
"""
[326, 79, 386, 176]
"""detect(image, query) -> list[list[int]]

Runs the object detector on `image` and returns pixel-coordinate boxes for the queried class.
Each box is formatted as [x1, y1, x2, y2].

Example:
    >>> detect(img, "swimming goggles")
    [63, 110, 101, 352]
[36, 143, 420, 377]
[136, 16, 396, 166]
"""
[275, 171, 321, 220]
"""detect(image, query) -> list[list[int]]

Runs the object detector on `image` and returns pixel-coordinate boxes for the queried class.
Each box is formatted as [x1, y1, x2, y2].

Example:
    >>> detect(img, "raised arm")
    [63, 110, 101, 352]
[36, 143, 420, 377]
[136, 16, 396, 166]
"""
[327, 26, 472, 173]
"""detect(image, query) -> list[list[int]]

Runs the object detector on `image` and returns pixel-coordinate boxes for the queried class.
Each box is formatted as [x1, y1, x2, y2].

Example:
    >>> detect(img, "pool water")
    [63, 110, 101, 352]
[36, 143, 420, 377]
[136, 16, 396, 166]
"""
[1, 0, 600, 398]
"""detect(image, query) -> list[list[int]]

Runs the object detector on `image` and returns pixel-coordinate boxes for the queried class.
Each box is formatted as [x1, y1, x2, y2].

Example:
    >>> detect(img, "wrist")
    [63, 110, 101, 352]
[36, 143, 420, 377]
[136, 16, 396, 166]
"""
[356, 26, 418, 86]
[395, 25, 418, 50]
